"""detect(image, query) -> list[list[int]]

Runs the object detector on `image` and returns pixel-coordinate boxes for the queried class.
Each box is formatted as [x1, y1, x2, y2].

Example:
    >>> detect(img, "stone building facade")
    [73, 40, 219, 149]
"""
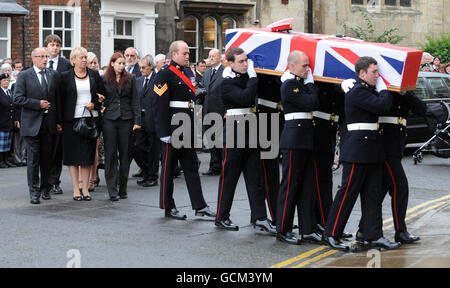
[155, 0, 449, 63]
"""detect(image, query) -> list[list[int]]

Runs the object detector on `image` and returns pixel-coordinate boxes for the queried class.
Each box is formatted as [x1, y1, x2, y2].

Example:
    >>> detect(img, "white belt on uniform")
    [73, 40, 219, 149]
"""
[226, 107, 256, 116]
[378, 116, 407, 126]
[169, 101, 194, 109]
[257, 98, 283, 111]
[284, 112, 313, 121]
[312, 111, 339, 122]
[347, 123, 379, 131]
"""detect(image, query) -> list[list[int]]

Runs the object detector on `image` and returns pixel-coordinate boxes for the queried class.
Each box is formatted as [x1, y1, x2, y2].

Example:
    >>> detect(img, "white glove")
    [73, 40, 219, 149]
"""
[304, 69, 314, 85]
[376, 77, 388, 93]
[160, 136, 171, 143]
[341, 79, 356, 93]
[247, 59, 257, 78]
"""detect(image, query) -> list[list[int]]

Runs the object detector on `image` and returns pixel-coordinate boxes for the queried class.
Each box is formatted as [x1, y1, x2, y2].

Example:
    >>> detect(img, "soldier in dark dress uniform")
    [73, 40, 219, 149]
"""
[323, 56, 400, 251]
[153, 40, 215, 220]
[276, 51, 320, 245]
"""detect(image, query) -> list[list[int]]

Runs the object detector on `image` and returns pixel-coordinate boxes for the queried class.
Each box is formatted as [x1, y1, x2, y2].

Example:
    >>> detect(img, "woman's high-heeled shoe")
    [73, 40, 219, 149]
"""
[88, 180, 96, 192]
[94, 177, 100, 187]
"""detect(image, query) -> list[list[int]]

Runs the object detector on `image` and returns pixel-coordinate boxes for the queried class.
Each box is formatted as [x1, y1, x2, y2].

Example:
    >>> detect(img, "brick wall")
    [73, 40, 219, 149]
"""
[13, 0, 101, 66]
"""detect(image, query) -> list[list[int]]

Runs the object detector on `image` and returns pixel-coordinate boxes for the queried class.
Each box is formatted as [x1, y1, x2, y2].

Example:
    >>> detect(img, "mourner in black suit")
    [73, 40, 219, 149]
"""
[60, 47, 105, 201]
[0, 74, 16, 168]
[356, 91, 426, 244]
[276, 51, 319, 245]
[201, 49, 225, 176]
[102, 52, 141, 201]
[124, 47, 142, 78]
[323, 56, 400, 251]
[153, 41, 215, 220]
[44, 34, 73, 195]
[215, 47, 275, 235]
[133, 55, 160, 187]
[13, 48, 61, 204]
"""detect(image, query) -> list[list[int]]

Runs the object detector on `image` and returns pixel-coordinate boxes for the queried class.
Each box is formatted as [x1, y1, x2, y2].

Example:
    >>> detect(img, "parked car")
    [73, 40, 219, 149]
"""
[406, 72, 450, 145]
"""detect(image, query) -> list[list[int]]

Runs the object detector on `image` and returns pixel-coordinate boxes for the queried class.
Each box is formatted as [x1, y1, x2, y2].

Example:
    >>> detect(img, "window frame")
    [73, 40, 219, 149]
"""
[0, 17, 11, 60]
[202, 16, 218, 60]
[39, 5, 81, 58]
[184, 16, 199, 64]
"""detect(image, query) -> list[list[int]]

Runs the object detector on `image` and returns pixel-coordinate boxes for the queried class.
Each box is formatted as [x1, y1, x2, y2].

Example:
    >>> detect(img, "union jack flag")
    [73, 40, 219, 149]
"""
[225, 27, 422, 90]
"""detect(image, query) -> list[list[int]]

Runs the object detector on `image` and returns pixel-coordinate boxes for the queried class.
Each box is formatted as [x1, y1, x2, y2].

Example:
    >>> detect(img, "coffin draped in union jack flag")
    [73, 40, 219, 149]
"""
[225, 23, 422, 92]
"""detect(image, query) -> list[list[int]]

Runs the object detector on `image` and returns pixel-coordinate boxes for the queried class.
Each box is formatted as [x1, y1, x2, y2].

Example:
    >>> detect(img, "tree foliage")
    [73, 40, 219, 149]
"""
[345, 11, 405, 44]
[421, 33, 450, 64]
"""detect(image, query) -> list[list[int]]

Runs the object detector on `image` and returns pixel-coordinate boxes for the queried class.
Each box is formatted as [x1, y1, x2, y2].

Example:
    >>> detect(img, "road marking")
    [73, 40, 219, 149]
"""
[270, 246, 327, 268]
[271, 193, 450, 268]
[291, 250, 339, 268]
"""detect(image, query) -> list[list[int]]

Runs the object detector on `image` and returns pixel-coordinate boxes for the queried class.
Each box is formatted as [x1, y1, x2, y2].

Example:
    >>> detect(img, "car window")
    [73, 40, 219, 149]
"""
[415, 77, 429, 99]
[444, 77, 450, 88]
[428, 77, 450, 99]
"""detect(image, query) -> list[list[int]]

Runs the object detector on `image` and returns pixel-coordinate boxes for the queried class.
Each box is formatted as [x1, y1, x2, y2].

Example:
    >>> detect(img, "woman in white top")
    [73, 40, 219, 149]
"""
[60, 47, 105, 201]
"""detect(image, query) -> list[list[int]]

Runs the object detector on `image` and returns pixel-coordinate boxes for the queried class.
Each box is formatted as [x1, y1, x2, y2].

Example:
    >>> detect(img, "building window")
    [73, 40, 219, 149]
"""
[222, 17, 236, 50]
[184, 16, 199, 64]
[0, 17, 11, 60]
[351, 0, 364, 4]
[40, 6, 80, 59]
[203, 17, 217, 60]
[114, 19, 135, 53]
[400, 0, 411, 7]
[385, 0, 396, 5]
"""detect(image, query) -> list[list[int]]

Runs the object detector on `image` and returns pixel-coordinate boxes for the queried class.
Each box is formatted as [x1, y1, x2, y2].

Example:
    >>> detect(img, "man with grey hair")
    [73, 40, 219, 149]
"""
[132, 54, 160, 187]
[124, 47, 142, 77]
[154, 54, 166, 73]
[201, 48, 225, 176]
[13, 48, 61, 204]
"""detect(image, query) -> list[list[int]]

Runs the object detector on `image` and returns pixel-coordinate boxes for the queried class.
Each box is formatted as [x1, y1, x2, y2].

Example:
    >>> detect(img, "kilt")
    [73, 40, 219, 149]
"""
[0, 131, 12, 152]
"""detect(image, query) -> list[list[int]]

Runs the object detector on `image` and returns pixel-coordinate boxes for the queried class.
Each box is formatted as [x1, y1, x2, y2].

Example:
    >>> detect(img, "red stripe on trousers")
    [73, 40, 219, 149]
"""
[281, 150, 293, 233]
[314, 160, 326, 226]
[162, 143, 169, 209]
[385, 161, 400, 230]
[261, 159, 274, 221]
[332, 163, 355, 237]
[216, 145, 228, 220]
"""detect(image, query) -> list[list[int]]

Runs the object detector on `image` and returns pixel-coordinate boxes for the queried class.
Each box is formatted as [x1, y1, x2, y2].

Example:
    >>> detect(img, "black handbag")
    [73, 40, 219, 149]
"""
[73, 107, 98, 139]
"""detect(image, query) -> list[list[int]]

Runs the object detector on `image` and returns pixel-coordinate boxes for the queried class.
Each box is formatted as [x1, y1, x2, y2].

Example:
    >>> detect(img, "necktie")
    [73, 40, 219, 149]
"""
[49, 60, 54, 70]
[211, 68, 216, 81]
[7, 89, 12, 100]
[143, 78, 149, 91]
[39, 70, 49, 100]
[127, 66, 132, 73]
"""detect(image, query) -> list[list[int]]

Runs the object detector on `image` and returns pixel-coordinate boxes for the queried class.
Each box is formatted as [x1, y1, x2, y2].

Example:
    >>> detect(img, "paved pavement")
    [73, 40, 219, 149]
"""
[0, 150, 449, 268]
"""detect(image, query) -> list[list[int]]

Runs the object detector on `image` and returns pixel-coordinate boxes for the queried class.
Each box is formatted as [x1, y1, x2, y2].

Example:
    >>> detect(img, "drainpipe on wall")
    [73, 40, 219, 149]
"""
[308, 0, 313, 33]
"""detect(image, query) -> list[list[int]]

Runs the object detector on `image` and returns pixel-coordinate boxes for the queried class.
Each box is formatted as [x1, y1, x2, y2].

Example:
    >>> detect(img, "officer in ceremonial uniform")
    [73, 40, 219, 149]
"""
[153, 40, 215, 220]
[355, 90, 426, 244]
[309, 83, 346, 233]
[256, 74, 284, 225]
[215, 47, 275, 234]
[323, 56, 400, 251]
[276, 51, 320, 245]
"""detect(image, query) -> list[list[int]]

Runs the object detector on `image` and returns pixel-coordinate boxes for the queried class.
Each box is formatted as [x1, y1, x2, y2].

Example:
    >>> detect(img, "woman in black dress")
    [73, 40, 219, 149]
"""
[102, 52, 141, 201]
[60, 47, 105, 201]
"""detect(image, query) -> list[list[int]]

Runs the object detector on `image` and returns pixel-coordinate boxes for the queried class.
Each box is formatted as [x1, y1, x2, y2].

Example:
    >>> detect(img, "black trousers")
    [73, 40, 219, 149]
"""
[133, 124, 160, 181]
[103, 118, 133, 198]
[209, 147, 222, 172]
[48, 133, 63, 186]
[160, 143, 207, 211]
[261, 157, 279, 224]
[324, 162, 384, 241]
[216, 146, 267, 223]
[358, 158, 409, 233]
[23, 116, 55, 198]
[311, 152, 334, 227]
[277, 149, 316, 234]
